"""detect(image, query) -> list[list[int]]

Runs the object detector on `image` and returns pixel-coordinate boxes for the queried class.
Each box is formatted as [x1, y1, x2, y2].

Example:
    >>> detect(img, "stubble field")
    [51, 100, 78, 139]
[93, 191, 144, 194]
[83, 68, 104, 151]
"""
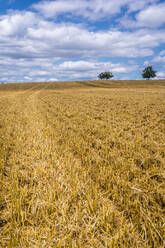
[0, 80, 165, 247]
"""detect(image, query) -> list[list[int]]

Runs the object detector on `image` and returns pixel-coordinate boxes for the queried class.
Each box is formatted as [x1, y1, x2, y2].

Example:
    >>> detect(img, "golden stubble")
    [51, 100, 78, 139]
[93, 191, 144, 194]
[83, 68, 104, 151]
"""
[0, 80, 165, 247]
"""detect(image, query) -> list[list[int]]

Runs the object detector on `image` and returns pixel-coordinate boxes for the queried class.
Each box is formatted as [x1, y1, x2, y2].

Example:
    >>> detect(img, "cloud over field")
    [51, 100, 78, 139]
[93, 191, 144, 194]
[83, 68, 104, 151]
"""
[0, 0, 165, 82]
[32, 0, 157, 20]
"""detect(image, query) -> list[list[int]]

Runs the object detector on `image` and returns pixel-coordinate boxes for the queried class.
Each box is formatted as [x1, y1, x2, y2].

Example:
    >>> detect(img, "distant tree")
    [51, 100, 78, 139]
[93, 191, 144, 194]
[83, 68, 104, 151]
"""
[98, 71, 114, 80]
[142, 66, 156, 80]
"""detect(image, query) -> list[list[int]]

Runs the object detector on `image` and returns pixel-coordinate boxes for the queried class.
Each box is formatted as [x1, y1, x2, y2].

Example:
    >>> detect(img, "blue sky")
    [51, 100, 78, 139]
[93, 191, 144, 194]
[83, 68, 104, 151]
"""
[0, 0, 165, 82]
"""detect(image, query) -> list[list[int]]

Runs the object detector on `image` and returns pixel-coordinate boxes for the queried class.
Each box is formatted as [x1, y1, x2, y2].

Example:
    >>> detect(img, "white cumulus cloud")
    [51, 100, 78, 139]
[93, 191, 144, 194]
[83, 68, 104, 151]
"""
[121, 2, 165, 28]
[136, 3, 165, 28]
[32, 0, 157, 20]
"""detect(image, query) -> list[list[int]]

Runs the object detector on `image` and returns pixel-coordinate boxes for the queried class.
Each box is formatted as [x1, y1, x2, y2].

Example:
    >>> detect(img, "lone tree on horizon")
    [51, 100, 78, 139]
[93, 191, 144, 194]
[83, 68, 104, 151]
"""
[98, 71, 114, 80]
[142, 66, 156, 80]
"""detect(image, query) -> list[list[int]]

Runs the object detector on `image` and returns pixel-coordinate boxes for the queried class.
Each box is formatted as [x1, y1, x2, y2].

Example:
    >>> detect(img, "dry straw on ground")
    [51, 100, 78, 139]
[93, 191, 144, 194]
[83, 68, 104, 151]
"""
[0, 80, 165, 247]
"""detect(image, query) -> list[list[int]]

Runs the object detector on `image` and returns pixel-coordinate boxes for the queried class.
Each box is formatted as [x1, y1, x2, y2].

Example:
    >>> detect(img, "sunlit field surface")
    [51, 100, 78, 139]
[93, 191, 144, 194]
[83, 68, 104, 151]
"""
[0, 80, 165, 247]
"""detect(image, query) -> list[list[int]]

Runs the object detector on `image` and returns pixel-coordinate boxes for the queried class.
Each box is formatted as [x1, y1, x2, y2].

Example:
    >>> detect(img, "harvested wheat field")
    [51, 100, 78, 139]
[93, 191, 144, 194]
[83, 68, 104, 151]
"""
[0, 80, 165, 247]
